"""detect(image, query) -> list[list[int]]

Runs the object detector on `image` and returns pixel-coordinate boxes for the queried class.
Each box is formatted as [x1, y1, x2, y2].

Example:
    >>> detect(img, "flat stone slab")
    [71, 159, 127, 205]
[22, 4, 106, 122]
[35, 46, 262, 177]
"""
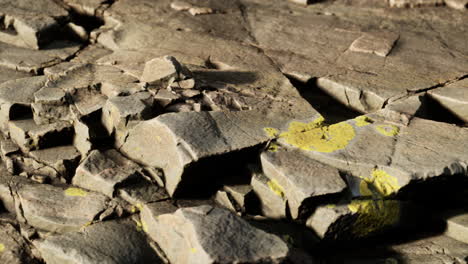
[250, 171, 287, 219]
[261, 147, 347, 219]
[428, 78, 468, 122]
[34, 220, 161, 264]
[140, 205, 290, 263]
[0, 222, 35, 264]
[444, 212, 468, 244]
[16, 183, 109, 232]
[121, 110, 320, 196]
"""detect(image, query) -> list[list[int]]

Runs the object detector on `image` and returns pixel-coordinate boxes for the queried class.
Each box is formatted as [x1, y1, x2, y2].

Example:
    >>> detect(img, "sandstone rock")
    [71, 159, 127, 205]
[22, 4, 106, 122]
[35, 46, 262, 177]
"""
[445, 0, 468, 9]
[118, 179, 169, 208]
[170, 1, 193, 11]
[66, 22, 89, 42]
[444, 212, 468, 244]
[31, 87, 71, 125]
[214, 190, 238, 212]
[140, 205, 290, 263]
[140, 56, 190, 88]
[153, 89, 180, 108]
[261, 147, 347, 219]
[349, 32, 399, 57]
[0, 135, 19, 157]
[0, 0, 68, 49]
[251, 171, 287, 219]
[70, 87, 107, 117]
[223, 184, 254, 212]
[73, 149, 142, 197]
[17, 183, 109, 232]
[35, 220, 161, 264]
[0, 222, 36, 264]
[120, 110, 315, 196]
[29, 146, 81, 179]
[428, 78, 468, 122]
[0, 67, 31, 84]
[188, 7, 214, 16]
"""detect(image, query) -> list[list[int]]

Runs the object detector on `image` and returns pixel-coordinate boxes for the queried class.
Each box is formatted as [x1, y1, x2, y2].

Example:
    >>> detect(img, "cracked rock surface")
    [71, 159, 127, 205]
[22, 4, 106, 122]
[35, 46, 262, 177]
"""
[0, 0, 467, 263]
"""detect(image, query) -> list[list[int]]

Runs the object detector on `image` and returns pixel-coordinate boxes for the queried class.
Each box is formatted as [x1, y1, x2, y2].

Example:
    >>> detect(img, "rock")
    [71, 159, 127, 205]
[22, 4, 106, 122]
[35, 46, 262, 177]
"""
[8, 119, 73, 151]
[388, 0, 444, 7]
[17, 183, 109, 232]
[170, 1, 193, 11]
[32, 87, 70, 125]
[29, 146, 81, 179]
[0, 222, 36, 264]
[140, 205, 290, 263]
[288, 0, 311, 5]
[140, 56, 190, 88]
[214, 190, 238, 212]
[165, 102, 193, 112]
[349, 32, 399, 57]
[261, 147, 347, 219]
[428, 78, 468, 122]
[251, 171, 287, 219]
[63, 0, 106, 16]
[70, 87, 108, 117]
[445, 0, 468, 9]
[444, 212, 468, 244]
[66, 22, 89, 42]
[73, 149, 142, 197]
[188, 7, 214, 16]
[120, 110, 312, 196]
[118, 179, 169, 208]
[0, 0, 68, 49]
[0, 135, 19, 157]
[223, 184, 254, 212]
[101, 82, 144, 98]
[34, 220, 161, 264]
[153, 89, 180, 108]
[0, 67, 31, 84]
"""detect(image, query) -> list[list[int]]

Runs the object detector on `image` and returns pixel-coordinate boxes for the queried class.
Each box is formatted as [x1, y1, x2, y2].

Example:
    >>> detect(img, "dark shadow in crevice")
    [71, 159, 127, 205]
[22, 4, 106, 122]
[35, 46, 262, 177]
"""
[192, 70, 258, 86]
[285, 74, 361, 124]
[414, 94, 466, 126]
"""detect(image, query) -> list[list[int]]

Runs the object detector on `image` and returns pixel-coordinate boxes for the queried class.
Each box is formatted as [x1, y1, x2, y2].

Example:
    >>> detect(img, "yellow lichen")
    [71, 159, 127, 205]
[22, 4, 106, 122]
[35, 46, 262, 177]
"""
[354, 116, 373, 127]
[82, 221, 93, 228]
[278, 118, 355, 153]
[360, 169, 400, 197]
[267, 179, 285, 199]
[134, 218, 148, 232]
[375, 124, 400, 137]
[326, 204, 336, 209]
[267, 142, 279, 152]
[348, 199, 400, 237]
[0, 243, 4, 253]
[64, 187, 88, 197]
[190, 247, 197, 253]
[264, 127, 279, 138]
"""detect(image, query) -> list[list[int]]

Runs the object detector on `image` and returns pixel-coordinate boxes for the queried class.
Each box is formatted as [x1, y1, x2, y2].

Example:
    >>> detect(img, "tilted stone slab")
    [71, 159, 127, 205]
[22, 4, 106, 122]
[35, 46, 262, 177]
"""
[444, 212, 468, 244]
[29, 145, 81, 179]
[261, 147, 347, 219]
[0, 222, 36, 264]
[428, 78, 468, 122]
[121, 110, 320, 196]
[34, 220, 161, 264]
[140, 205, 290, 263]
[250, 171, 287, 219]
[73, 149, 142, 197]
[17, 183, 109, 232]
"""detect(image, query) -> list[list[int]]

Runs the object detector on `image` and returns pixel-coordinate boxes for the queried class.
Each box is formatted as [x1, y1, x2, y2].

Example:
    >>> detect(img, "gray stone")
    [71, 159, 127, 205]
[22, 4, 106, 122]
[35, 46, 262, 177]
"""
[17, 183, 109, 232]
[140, 56, 190, 88]
[118, 179, 169, 209]
[223, 184, 253, 212]
[8, 119, 73, 151]
[0, 67, 31, 84]
[0, 135, 19, 157]
[261, 147, 347, 219]
[428, 78, 468, 122]
[70, 87, 107, 117]
[251, 171, 287, 219]
[73, 149, 142, 197]
[32, 87, 71, 125]
[140, 205, 290, 263]
[0, 222, 35, 264]
[34, 220, 161, 264]
[349, 32, 399, 57]
[120, 110, 317, 196]
[29, 146, 81, 179]
[170, 1, 193, 11]
[188, 7, 214, 16]
[389, 0, 444, 7]
[214, 190, 238, 213]
[153, 89, 180, 108]
[444, 212, 468, 244]
[445, 0, 468, 9]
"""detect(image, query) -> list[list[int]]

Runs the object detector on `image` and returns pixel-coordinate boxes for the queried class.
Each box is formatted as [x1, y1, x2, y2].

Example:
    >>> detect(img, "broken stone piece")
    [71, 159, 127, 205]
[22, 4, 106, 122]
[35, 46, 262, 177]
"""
[140, 56, 190, 88]
[428, 78, 468, 122]
[288, 0, 311, 5]
[0, 222, 35, 264]
[188, 7, 214, 16]
[214, 190, 238, 212]
[444, 212, 468, 244]
[153, 89, 180, 108]
[34, 220, 161, 264]
[17, 183, 109, 232]
[120, 110, 298, 196]
[71, 87, 108, 117]
[445, 0, 468, 9]
[29, 146, 81, 179]
[261, 147, 347, 219]
[66, 22, 89, 42]
[170, 1, 193, 11]
[8, 119, 73, 151]
[73, 149, 142, 197]
[118, 179, 169, 208]
[251, 171, 287, 219]
[140, 205, 290, 263]
[349, 32, 399, 57]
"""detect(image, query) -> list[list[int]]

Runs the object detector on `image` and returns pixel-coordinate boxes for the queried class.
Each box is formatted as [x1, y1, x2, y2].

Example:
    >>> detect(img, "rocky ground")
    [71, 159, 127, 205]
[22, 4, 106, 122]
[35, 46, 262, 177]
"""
[0, 0, 467, 263]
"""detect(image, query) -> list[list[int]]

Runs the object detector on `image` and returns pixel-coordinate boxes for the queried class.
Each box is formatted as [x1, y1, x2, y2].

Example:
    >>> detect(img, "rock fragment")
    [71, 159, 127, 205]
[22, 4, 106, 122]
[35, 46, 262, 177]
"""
[32, 87, 70, 125]
[389, 0, 444, 7]
[29, 146, 81, 180]
[251, 171, 287, 219]
[188, 7, 214, 16]
[445, 0, 468, 9]
[444, 212, 468, 244]
[428, 78, 468, 122]
[140, 56, 191, 88]
[349, 32, 399, 57]
[73, 149, 142, 197]
[140, 205, 290, 263]
[17, 183, 109, 232]
[0, 222, 36, 264]
[8, 120, 73, 151]
[261, 147, 347, 219]
[34, 220, 161, 264]
[170, 1, 193, 11]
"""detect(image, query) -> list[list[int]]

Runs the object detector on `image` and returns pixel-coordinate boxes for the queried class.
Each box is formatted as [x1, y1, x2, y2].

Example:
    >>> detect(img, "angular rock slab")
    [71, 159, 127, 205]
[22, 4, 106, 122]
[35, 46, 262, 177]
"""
[17, 183, 109, 232]
[141, 205, 290, 263]
[268, 114, 468, 198]
[121, 110, 320, 196]
[34, 220, 161, 264]
[251, 171, 287, 219]
[444, 212, 468, 244]
[261, 147, 347, 219]
[73, 149, 142, 197]
[0, 222, 36, 264]
[428, 78, 468, 122]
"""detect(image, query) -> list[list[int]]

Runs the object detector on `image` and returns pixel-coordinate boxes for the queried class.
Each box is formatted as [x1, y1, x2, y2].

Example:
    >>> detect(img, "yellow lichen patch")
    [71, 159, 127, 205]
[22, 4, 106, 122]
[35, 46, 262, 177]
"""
[267, 142, 279, 152]
[82, 221, 93, 228]
[264, 127, 279, 138]
[267, 179, 285, 199]
[279, 121, 355, 153]
[326, 204, 336, 209]
[134, 218, 148, 232]
[375, 124, 400, 137]
[348, 199, 400, 237]
[190, 247, 197, 253]
[354, 116, 373, 127]
[0, 243, 4, 253]
[64, 187, 88, 197]
[360, 169, 400, 197]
